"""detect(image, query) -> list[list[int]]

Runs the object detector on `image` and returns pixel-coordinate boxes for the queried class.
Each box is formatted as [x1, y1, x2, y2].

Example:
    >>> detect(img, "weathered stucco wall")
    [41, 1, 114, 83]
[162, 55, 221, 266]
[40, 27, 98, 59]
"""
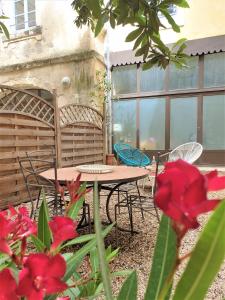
[0, 53, 105, 108]
[0, 0, 105, 107]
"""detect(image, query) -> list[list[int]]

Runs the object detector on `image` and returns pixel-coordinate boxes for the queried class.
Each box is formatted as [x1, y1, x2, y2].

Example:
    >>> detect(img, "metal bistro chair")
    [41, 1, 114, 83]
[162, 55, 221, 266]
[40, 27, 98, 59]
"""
[115, 152, 168, 239]
[19, 150, 91, 232]
[18, 151, 62, 219]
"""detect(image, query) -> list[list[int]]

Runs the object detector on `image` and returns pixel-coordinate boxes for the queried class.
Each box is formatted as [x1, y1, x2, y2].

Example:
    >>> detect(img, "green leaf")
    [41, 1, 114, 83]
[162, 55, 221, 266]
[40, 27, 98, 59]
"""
[61, 233, 95, 248]
[37, 194, 52, 249]
[0, 21, 9, 39]
[171, 38, 187, 50]
[144, 214, 176, 300]
[133, 32, 146, 50]
[112, 270, 133, 277]
[95, 16, 104, 36]
[117, 271, 137, 300]
[142, 60, 155, 70]
[30, 235, 45, 252]
[160, 0, 189, 8]
[125, 27, 143, 42]
[90, 247, 99, 279]
[173, 200, 225, 300]
[160, 8, 180, 32]
[64, 223, 114, 282]
[67, 197, 84, 219]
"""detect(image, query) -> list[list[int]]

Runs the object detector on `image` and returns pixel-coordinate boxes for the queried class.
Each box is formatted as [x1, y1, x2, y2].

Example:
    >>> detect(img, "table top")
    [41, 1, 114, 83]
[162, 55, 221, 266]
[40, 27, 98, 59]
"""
[40, 165, 149, 185]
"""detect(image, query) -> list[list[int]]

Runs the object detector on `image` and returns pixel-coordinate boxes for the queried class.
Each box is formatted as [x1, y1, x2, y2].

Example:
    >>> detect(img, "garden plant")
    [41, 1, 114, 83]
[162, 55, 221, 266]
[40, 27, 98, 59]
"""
[0, 160, 225, 299]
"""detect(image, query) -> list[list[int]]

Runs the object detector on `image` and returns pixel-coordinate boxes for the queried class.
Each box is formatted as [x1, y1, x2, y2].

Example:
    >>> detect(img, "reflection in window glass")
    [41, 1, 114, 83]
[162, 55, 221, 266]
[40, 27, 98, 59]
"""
[140, 98, 165, 150]
[170, 97, 197, 149]
[203, 95, 225, 150]
[140, 65, 165, 92]
[112, 100, 137, 147]
[169, 57, 198, 90]
[112, 65, 137, 95]
[204, 53, 225, 88]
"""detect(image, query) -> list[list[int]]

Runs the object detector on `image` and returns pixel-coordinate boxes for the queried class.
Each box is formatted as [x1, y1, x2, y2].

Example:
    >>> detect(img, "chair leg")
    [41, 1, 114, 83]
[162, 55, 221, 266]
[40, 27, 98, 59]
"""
[135, 181, 144, 219]
[115, 205, 118, 247]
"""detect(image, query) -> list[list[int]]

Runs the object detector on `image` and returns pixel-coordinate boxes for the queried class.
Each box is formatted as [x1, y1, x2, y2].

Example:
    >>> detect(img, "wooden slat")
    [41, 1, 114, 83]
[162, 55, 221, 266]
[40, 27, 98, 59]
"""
[0, 128, 55, 137]
[0, 173, 23, 183]
[61, 127, 102, 134]
[0, 150, 54, 160]
[62, 155, 103, 166]
[61, 135, 103, 141]
[61, 149, 103, 158]
[0, 116, 49, 128]
[0, 140, 55, 147]
[62, 142, 103, 150]
[0, 183, 26, 197]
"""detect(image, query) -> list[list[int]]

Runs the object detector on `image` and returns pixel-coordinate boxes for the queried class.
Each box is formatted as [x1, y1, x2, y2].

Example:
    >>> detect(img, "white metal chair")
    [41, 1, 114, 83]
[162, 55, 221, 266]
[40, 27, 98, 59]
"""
[169, 142, 203, 164]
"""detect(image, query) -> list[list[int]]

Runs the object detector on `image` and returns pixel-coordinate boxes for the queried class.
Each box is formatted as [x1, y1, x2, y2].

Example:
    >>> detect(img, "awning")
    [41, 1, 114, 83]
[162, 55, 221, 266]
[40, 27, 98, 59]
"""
[110, 35, 225, 67]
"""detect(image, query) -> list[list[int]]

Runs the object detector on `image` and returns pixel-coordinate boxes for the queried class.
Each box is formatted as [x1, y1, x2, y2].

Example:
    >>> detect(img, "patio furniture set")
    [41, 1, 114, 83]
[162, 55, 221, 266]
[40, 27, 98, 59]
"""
[17, 142, 203, 241]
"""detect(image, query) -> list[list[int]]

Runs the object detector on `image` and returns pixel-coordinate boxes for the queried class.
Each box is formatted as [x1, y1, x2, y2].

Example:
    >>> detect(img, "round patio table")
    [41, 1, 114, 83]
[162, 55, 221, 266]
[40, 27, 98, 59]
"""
[40, 165, 149, 228]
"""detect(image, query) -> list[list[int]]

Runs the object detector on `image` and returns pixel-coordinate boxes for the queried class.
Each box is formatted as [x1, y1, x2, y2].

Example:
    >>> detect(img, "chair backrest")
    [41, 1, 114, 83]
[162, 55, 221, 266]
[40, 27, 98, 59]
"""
[114, 143, 151, 167]
[169, 142, 203, 164]
[18, 152, 57, 217]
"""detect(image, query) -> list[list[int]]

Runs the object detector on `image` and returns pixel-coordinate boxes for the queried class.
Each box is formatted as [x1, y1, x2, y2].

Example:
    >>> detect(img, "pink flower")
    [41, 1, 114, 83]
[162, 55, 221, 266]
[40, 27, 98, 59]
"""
[57, 297, 70, 300]
[49, 216, 78, 249]
[0, 268, 18, 300]
[155, 160, 225, 237]
[17, 253, 67, 299]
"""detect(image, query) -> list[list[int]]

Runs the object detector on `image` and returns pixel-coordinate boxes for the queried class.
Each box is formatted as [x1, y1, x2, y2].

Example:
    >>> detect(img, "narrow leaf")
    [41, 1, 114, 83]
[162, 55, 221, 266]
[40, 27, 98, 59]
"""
[160, 8, 180, 32]
[144, 214, 176, 300]
[173, 200, 225, 300]
[61, 233, 95, 248]
[95, 16, 104, 36]
[68, 197, 84, 219]
[30, 235, 45, 252]
[125, 27, 143, 42]
[0, 21, 9, 39]
[37, 194, 52, 249]
[117, 271, 137, 300]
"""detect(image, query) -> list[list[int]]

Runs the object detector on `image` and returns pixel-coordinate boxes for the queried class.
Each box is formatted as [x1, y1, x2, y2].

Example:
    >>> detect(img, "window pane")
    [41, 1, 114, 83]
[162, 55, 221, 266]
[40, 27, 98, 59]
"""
[112, 100, 136, 147]
[169, 57, 198, 90]
[203, 95, 225, 150]
[112, 65, 137, 95]
[170, 97, 197, 149]
[28, 11, 36, 27]
[140, 98, 166, 150]
[204, 53, 225, 88]
[28, 0, 35, 12]
[15, 0, 24, 15]
[15, 15, 25, 30]
[140, 65, 165, 92]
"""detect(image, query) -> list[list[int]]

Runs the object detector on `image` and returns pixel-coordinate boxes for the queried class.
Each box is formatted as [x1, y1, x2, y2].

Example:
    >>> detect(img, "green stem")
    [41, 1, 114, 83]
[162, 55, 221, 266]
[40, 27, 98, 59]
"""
[93, 181, 113, 300]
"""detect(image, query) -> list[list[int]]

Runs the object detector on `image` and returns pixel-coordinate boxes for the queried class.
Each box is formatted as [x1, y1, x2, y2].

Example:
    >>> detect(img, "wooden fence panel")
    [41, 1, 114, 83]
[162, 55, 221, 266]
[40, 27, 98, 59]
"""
[0, 113, 55, 209]
[60, 104, 104, 168]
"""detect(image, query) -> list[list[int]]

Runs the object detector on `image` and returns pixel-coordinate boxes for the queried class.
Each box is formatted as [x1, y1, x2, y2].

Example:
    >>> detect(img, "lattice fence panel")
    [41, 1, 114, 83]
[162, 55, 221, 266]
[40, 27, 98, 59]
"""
[60, 104, 103, 130]
[0, 85, 55, 127]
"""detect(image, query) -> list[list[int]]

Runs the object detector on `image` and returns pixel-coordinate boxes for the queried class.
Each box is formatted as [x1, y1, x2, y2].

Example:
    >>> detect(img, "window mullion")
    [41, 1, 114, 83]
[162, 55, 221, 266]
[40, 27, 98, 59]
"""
[24, 0, 28, 30]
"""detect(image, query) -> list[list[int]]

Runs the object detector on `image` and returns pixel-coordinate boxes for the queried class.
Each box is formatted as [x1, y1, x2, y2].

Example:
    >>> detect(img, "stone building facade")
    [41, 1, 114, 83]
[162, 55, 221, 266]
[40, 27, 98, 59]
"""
[0, 0, 105, 108]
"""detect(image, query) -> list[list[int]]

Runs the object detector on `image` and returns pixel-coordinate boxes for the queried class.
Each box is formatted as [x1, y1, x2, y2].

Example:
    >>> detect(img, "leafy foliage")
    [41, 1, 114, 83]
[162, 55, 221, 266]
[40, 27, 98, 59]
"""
[71, 0, 189, 69]
[0, 15, 9, 39]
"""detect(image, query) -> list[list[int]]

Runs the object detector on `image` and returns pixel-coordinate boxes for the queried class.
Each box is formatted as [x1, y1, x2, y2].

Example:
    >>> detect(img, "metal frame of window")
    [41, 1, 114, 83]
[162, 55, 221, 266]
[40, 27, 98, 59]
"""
[112, 53, 225, 165]
[14, 0, 36, 32]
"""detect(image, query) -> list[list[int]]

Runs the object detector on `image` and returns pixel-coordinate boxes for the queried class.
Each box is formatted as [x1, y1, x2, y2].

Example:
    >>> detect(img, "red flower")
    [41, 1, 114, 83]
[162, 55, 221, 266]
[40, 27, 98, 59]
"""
[0, 206, 37, 256]
[17, 253, 67, 299]
[49, 216, 78, 249]
[155, 160, 225, 237]
[0, 268, 18, 300]
[57, 297, 70, 300]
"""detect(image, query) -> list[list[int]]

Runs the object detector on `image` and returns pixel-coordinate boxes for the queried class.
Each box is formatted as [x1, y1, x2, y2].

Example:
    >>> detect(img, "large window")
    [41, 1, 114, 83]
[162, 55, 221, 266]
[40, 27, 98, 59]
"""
[203, 95, 225, 150]
[140, 98, 166, 150]
[111, 51, 225, 164]
[14, 0, 36, 31]
[170, 97, 197, 149]
[204, 53, 225, 88]
[112, 100, 137, 147]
